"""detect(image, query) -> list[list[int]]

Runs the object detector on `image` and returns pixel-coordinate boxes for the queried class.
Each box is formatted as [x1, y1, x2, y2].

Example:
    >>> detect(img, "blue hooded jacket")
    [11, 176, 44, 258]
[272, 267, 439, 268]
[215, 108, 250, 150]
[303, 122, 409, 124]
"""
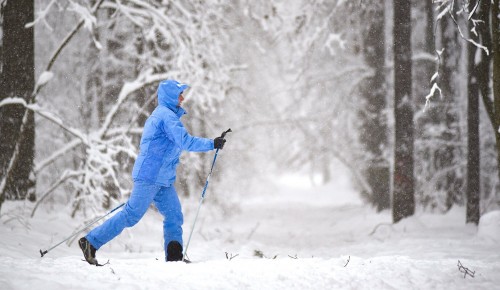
[132, 80, 214, 186]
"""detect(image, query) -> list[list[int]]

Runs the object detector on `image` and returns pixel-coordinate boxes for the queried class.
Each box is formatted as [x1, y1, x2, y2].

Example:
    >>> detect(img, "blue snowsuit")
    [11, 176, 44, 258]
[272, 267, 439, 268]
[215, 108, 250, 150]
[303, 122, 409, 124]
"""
[86, 80, 214, 258]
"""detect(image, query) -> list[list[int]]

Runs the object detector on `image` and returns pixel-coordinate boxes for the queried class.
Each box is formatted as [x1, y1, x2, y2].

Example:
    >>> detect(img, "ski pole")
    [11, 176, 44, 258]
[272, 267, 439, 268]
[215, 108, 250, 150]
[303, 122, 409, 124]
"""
[183, 128, 231, 261]
[39, 202, 125, 257]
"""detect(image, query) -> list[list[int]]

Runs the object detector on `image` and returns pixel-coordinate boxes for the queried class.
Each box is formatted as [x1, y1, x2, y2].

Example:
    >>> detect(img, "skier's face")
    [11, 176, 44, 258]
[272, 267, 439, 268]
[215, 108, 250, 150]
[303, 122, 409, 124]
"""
[178, 93, 185, 106]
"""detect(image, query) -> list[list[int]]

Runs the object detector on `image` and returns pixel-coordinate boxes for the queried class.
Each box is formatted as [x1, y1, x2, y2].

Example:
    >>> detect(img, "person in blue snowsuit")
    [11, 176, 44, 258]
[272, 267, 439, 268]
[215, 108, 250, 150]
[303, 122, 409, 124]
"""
[79, 80, 226, 264]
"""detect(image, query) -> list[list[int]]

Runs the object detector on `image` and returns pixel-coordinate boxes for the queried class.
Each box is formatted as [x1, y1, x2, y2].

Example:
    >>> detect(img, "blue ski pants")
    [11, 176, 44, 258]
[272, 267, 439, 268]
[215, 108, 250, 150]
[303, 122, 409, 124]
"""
[86, 181, 183, 257]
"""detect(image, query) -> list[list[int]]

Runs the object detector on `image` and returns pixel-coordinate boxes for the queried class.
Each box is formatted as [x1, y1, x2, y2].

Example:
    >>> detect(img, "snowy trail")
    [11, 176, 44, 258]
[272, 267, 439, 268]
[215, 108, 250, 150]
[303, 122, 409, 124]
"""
[1, 175, 500, 289]
[2, 255, 499, 290]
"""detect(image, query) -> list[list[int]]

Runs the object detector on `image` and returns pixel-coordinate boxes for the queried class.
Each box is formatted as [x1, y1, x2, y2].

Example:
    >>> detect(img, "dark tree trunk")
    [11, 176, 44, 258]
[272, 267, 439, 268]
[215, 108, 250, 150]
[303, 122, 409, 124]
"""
[359, 0, 390, 212]
[466, 0, 491, 225]
[493, 0, 500, 187]
[466, 46, 481, 224]
[478, 0, 500, 192]
[0, 0, 35, 211]
[424, 0, 434, 53]
[393, 0, 415, 223]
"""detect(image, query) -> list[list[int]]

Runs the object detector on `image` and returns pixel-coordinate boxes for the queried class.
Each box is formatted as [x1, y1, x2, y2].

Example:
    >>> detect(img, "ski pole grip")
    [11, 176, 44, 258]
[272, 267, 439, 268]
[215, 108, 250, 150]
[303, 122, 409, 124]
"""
[220, 128, 232, 139]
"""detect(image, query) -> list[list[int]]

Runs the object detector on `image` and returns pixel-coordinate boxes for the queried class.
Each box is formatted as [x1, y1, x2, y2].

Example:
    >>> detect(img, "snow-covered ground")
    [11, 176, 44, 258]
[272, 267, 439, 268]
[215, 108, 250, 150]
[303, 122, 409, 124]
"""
[1, 172, 499, 289]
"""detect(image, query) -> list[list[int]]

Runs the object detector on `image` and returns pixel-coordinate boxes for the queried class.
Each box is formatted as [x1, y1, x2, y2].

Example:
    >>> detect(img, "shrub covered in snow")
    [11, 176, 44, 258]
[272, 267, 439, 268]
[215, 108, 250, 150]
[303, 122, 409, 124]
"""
[477, 210, 500, 242]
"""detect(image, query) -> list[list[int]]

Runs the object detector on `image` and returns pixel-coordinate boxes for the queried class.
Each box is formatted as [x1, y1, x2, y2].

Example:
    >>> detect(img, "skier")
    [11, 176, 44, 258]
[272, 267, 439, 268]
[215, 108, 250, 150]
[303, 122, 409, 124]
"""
[78, 80, 226, 264]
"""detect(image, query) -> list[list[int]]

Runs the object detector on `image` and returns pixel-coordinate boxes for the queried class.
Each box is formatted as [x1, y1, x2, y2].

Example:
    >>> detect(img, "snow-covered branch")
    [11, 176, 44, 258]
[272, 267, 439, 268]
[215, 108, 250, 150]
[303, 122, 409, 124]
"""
[25, 0, 57, 30]
[44, 0, 106, 74]
[1, 0, 112, 210]
[0, 139, 23, 202]
[424, 83, 443, 110]
[427, 0, 489, 107]
[34, 139, 82, 174]
[16, 0, 233, 215]
[1, 97, 89, 145]
[1, 95, 136, 212]
[446, 2, 489, 55]
[98, 69, 170, 138]
[31, 170, 84, 217]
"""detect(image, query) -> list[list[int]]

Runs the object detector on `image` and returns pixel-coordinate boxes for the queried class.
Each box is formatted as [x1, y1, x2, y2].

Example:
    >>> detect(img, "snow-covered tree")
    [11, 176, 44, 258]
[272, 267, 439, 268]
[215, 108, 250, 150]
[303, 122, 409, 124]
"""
[357, 0, 390, 212]
[436, 2, 465, 210]
[225, 1, 373, 195]
[14, 0, 234, 217]
[429, 0, 500, 221]
[413, 0, 441, 210]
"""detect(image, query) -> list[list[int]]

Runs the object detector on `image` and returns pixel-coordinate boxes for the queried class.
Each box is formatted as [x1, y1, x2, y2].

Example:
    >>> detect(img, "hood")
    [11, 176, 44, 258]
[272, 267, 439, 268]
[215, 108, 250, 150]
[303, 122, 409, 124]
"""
[157, 80, 189, 115]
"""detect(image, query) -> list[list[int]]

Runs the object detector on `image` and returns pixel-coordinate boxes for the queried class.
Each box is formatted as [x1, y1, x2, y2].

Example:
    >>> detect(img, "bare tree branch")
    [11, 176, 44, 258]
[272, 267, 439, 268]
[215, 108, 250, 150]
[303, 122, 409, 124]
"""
[31, 170, 84, 217]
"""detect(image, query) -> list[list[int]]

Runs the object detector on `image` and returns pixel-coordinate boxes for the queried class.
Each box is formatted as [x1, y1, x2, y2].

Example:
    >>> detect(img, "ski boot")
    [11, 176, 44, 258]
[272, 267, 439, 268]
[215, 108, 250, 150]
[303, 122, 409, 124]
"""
[79, 237, 98, 265]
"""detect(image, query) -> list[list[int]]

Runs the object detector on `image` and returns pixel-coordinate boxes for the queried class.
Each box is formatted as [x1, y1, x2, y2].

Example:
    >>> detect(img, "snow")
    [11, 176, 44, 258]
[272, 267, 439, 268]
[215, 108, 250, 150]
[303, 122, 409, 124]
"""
[0, 97, 28, 108]
[69, 2, 97, 32]
[35, 71, 54, 88]
[1, 173, 499, 289]
[477, 210, 500, 243]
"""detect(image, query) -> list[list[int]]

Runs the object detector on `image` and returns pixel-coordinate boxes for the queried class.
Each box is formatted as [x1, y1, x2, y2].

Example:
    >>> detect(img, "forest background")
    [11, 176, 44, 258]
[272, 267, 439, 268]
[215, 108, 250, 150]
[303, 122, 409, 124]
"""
[1, 0, 499, 226]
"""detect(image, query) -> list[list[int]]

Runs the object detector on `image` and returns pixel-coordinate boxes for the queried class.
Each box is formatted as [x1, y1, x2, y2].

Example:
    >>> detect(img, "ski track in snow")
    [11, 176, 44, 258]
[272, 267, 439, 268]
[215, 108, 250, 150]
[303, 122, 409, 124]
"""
[1, 174, 500, 289]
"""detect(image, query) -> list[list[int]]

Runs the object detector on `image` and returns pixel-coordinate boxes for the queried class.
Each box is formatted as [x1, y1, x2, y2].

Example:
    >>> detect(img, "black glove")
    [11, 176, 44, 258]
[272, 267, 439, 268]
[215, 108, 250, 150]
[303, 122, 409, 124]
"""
[214, 137, 226, 149]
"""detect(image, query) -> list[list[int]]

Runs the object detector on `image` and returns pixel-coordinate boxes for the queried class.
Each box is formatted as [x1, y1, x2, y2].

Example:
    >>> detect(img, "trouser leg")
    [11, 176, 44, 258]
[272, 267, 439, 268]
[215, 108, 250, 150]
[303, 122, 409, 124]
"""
[86, 182, 161, 249]
[153, 186, 183, 257]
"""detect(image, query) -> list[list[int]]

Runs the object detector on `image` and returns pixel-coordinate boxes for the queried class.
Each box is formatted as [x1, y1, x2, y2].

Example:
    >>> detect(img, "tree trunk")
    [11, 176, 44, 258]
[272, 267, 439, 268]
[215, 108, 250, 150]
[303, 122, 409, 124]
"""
[393, 0, 415, 223]
[413, 0, 438, 209]
[477, 0, 500, 195]
[359, 0, 390, 212]
[466, 0, 491, 225]
[466, 42, 481, 224]
[435, 8, 464, 210]
[0, 0, 35, 212]
[493, 0, 500, 188]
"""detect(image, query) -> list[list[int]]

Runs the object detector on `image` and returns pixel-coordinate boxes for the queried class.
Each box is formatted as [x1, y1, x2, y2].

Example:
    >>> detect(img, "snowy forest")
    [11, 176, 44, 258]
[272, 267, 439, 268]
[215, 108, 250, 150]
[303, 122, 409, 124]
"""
[1, 0, 500, 289]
